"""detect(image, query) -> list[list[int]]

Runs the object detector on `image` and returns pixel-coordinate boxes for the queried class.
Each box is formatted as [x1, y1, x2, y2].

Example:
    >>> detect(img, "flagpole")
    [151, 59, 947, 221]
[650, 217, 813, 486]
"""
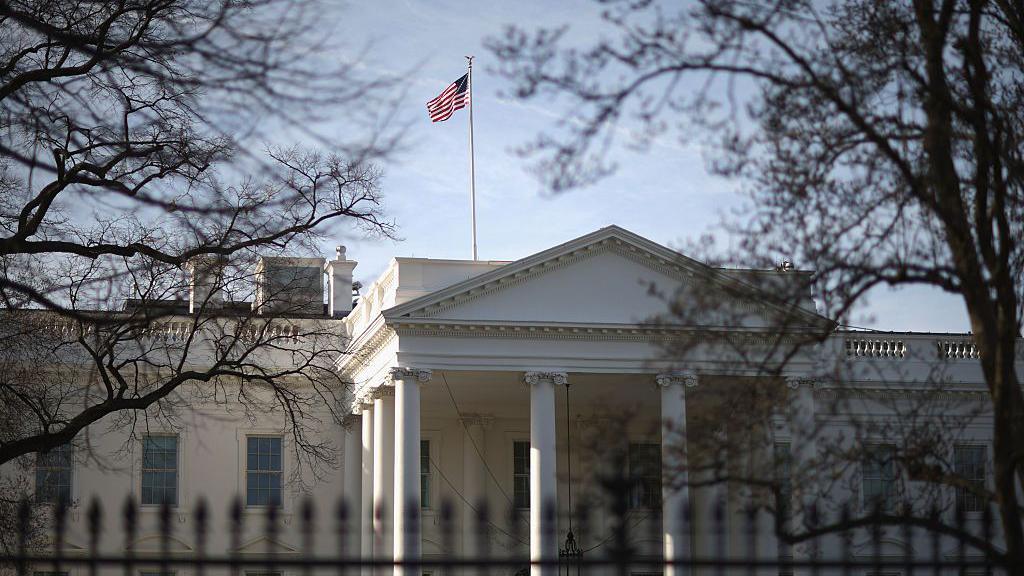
[466, 55, 478, 261]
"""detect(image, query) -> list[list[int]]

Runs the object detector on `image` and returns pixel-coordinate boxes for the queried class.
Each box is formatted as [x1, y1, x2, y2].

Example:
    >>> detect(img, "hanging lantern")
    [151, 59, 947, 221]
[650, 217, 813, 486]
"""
[559, 382, 583, 576]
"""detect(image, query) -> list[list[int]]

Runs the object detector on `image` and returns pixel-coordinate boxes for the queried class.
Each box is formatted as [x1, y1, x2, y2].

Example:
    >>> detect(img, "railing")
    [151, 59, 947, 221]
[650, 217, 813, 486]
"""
[937, 339, 982, 360]
[2, 497, 1010, 576]
[844, 337, 907, 359]
[842, 335, 1005, 362]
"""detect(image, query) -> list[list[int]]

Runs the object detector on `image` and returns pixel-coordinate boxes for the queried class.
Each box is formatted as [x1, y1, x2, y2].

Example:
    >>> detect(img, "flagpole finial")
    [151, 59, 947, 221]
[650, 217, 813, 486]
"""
[466, 55, 474, 67]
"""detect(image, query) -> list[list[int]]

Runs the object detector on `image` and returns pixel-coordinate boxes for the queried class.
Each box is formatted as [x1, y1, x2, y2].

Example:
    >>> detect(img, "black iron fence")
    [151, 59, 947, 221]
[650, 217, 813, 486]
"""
[1, 497, 1012, 576]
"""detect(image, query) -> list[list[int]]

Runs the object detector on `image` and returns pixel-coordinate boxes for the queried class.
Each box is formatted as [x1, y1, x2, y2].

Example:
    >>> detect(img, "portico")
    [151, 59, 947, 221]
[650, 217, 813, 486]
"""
[336, 226, 827, 572]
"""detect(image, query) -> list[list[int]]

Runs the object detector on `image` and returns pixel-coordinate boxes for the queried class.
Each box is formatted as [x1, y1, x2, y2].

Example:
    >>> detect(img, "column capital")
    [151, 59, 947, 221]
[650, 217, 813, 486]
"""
[655, 371, 698, 388]
[389, 366, 433, 384]
[356, 393, 374, 410]
[785, 375, 819, 390]
[460, 413, 494, 428]
[523, 371, 568, 387]
[371, 385, 396, 399]
[342, 413, 362, 430]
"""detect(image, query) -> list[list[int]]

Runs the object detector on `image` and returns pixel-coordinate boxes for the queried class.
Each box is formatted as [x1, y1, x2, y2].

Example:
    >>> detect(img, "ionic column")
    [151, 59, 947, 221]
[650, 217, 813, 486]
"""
[524, 371, 566, 576]
[786, 376, 818, 576]
[461, 414, 491, 557]
[343, 413, 363, 557]
[392, 367, 432, 576]
[372, 386, 396, 569]
[656, 372, 698, 576]
[361, 401, 374, 570]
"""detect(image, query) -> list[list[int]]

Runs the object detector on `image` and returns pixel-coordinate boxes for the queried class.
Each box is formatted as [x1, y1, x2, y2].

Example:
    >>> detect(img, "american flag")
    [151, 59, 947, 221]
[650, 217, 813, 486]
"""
[427, 73, 470, 122]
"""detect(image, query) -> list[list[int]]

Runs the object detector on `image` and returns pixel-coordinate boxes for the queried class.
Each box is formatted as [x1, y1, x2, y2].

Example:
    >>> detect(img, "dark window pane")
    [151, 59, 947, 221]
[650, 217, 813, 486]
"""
[246, 437, 283, 506]
[141, 436, 178, 506]
[35, 444, 72, 504]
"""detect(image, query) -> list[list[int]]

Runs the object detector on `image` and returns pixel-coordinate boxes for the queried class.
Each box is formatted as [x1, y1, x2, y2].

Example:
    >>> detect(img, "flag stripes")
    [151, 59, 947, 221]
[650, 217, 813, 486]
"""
[427, 73, 470, 122]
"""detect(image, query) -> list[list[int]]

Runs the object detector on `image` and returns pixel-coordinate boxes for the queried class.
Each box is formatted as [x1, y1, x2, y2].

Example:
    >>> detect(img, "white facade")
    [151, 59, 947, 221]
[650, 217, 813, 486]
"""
[4, 225, 1016, 573]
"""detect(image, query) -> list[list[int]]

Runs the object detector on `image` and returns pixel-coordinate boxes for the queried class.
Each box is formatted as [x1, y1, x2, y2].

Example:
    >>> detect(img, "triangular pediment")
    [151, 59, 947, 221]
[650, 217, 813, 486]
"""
[384, 226, 827, 330]
[129, 534, 194, 552]
[234, 535, 298, 554]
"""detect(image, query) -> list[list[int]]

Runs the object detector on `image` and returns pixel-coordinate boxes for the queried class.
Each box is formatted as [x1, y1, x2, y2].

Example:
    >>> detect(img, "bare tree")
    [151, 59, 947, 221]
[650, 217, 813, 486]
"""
[489, 0, 1024, 564]
[0, 0, 403, 500]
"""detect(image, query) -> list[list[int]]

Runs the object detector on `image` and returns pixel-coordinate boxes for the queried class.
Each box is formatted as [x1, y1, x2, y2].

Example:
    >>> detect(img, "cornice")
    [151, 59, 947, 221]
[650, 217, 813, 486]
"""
[523, 371, 568, 386]
[389, 319, 817, 347]
[338, 319, 396, 379]
[814, 387, 989, 401]
[459, 413, 494, 428]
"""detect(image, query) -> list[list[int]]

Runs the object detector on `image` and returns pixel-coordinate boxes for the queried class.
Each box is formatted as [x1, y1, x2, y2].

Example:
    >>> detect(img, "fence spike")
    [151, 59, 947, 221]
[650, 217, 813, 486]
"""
[840, 502, 851, 576]
[745, 505, 757, 576]
[196, 498, 209, 576]
[441, 498, 455, 557]
[337, 498, 350, 564]
[955, 501, 966, 574]
[123, 497, 137, 576]
[160, 501, 172, 576]
[929, 503, 941, 576]
[982, 501, 993, 576]
[16, 499, 30, 576]
[88, 497, 102, 576]
[267, 502, 280, 576]
[809, 501, 820, 576]
[474, 499, 491, 565]
[230, 497, 243, 576]
[871, 501, 883, 576]
[54, 498, 68, 576]
[901, 500, 913, 576]
[714, 495, 725, 576]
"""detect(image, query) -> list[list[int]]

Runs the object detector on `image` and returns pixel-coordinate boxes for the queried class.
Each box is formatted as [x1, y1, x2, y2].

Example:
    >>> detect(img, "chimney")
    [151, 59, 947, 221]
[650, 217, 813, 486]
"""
[187, 255, 227, 314]
[253, 256, 326, 315]
[325, 246, 358, 318]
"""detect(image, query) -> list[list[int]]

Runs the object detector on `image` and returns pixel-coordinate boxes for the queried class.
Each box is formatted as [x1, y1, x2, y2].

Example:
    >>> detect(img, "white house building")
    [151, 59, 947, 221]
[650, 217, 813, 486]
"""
[3, 225, 1012, 576]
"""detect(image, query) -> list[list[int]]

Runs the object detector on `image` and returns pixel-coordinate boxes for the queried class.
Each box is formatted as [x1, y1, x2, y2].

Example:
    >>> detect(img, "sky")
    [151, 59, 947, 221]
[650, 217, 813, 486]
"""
[301, 0, 971, 334]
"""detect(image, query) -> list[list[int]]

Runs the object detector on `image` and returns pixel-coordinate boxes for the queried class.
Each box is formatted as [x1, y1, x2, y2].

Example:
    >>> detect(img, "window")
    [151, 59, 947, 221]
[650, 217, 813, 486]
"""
[774, 442, 794, 565]
[773, 442, 792, 523]
[246, 436, 282, 506]
[421, 439, 431, 509]
[862, 445, 897, 512]
[141, 436, 178, 506]
[513, 440, 529, 509]
[35, 444, 72, 504]
[628, 443, 661, 509]
[954, 445, 986, 513]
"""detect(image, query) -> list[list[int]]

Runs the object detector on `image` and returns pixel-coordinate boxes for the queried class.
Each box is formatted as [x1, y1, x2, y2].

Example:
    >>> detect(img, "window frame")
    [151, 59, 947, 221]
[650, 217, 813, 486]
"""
[512, 439, 530, 510]
[35, 443, 73, 505]
[245, 435, 284, 508]
[627, 442, 662, 510]
[953, 443, 988, 515]
[861, 444, 899, 513]
[420, 438, 432, 510]
[140, 434, 180, 508]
